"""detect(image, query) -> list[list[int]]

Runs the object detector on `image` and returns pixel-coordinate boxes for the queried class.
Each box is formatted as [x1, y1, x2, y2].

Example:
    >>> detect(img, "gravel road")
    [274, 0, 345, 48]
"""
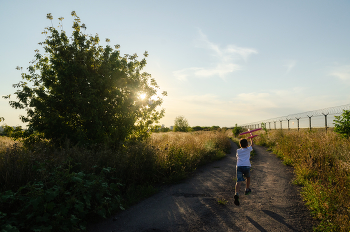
[88, 141, 317, 232]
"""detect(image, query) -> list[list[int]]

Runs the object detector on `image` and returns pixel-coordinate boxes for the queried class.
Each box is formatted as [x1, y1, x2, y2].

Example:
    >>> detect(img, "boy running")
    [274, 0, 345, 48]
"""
[234, 137, 253, 206]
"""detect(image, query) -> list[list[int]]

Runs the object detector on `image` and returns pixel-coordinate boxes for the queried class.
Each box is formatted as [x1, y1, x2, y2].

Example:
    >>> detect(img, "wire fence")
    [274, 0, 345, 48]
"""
[239, 103, 350, 131]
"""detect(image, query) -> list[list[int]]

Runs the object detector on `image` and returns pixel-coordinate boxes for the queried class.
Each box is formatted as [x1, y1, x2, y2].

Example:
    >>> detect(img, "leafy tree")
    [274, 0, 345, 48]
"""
[173, 116, 190, 132]
[150, 125, 161, 133]
[232, 124, 244, 137]
[3, 125, 14, 137]
[261, 122, 268, 134]
[150, 125, 170, 132]
[4, 12, 166, 147]
[334, 110, 350, 138]
[160, 127, 170, 132]
[210, 126, 220, 131]
[192, 126, 203, 131]
[0, 117, 4, 122]
[2, 125, 24, 139]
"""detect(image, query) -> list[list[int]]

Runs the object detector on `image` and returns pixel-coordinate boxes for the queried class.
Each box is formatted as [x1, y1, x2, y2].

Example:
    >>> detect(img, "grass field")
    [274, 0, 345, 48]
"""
[0, 131, 231, 231]
[248, 129, 350, 231]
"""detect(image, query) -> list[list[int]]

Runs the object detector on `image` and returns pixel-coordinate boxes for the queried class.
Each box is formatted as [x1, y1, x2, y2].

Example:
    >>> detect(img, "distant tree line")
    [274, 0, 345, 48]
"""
[149, 116, 232, 133]
[0, 125, 27, 139]
[150, 125, 227, 133]
[191, 126, 223, 131]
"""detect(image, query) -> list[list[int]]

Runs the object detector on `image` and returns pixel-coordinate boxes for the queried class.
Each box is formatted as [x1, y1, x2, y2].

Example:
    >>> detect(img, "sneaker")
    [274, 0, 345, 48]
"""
[234, 194, 240, 206]
[245, 188, 251, 195]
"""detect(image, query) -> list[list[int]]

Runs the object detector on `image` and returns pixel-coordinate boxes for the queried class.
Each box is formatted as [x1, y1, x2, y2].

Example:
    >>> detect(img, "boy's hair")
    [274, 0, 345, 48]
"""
[239, 138, 248, 148]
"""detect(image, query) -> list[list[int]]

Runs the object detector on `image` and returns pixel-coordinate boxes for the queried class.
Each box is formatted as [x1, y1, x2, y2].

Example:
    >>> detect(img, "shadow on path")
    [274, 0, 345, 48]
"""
[246, 216, 268, 232]
[262, 209, 296, 231]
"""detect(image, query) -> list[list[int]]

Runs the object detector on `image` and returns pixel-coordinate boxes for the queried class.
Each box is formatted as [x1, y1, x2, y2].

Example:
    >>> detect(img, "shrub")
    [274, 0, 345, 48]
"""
[0, 167, 124, 231]
[173, 116, 190, 132]
[232, 124, 244, 137]
[334, 110, 350, 138]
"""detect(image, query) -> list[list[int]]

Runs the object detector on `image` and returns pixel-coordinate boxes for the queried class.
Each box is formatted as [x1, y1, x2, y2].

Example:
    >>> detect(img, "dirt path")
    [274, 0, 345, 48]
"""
[88, 141, 317, 232]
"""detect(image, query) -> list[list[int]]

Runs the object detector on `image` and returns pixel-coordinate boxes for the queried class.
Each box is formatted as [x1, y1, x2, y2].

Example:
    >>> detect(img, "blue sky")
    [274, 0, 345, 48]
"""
[1, 0, 350, 128]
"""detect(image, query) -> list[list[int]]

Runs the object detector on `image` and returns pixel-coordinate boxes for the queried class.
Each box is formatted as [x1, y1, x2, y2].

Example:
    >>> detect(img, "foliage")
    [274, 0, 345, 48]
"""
[150, 125, 170, 133]
[192, 126, 203, 131]
[0, 131, 231, 231]
[210, 126, 220, 131]
[217, 198, 228, 205]
[254, 129, 350, 231]
[4, 12, 166, 148]
[0, 137, 17, 153]
[2, 125, 13, 136]
[0, 117, 4, 122]
[159, 127, 171, 132]
[150, 131, 230, 181]
[150, 125, 162, 132]
[1, 125, 25, 139]
[261, 122, 268, 134]
[191, 126, 222, 132]
[0, 167, 124, 231]
[334, 110, 350, 138]
[232, 124, 244, 137]
[173, 116, 190, 132]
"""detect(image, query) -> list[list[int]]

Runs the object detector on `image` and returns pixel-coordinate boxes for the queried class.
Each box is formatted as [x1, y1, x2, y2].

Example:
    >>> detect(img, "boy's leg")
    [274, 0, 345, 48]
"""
[243, 167, 251, 195]
[234, 182, 241, 206]
[235, 181, 241, 195]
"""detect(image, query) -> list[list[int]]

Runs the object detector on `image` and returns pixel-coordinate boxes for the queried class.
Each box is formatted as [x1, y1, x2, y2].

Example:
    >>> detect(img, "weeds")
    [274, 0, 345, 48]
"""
[253, 129, 350, 231]
[0, 131, 231, 231]
[217, 198, 228, 205]
[0, 136, 18, 153]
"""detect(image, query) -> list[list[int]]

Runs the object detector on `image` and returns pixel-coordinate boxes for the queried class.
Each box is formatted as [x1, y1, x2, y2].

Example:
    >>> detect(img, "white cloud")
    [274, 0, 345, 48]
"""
[225, 45, 258, 62]
[330, 65, 350, 81]
[173, 29, 257, 81]
[158, 86, 348, 127]
[284, 60, 296, 74]
[230, 87, 340, 120]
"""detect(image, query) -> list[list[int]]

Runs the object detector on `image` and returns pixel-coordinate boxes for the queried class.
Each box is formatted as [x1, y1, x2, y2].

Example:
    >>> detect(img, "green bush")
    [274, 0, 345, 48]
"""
[334, 109, 350, 138]
[0, 167, 123, 231]
[173, 116, 190, 132]
[232, 124, 244, 137]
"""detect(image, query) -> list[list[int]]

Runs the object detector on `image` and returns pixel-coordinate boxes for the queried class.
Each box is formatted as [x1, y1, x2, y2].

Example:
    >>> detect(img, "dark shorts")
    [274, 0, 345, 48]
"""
[236, 166, 250, 182]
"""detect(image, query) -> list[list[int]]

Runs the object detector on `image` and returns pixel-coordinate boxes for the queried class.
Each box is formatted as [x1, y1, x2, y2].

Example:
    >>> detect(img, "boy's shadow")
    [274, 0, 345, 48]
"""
[246, 210, 297, 232]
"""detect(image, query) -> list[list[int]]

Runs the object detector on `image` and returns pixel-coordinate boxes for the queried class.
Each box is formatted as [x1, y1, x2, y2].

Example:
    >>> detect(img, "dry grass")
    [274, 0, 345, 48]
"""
[0, 136, 18, 152]
[251, 129, 350, 231]
[0, 131, 231, 191]
[149, 131, 231, 181]
[0, 131, 231, 231]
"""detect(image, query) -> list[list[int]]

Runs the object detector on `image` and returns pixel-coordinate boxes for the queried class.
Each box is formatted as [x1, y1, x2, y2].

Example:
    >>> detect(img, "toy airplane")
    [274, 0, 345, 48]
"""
[239, 128, 262, 139]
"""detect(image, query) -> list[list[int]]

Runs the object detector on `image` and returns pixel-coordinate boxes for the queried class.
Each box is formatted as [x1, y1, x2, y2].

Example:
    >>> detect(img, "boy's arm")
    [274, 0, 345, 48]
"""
[250, 137, 253, 146]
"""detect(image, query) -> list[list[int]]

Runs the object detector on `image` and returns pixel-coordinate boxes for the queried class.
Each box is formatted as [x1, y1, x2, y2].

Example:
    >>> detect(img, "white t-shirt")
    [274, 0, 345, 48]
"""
[236, 146, 253, 167]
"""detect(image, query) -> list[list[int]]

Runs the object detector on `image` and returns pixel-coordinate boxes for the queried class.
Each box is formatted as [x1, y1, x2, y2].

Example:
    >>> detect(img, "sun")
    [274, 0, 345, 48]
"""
[139, 93, 147, 100]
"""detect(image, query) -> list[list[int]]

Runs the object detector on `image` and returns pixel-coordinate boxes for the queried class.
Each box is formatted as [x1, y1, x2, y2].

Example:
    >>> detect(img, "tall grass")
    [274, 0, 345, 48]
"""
[150, 131, 231, 181]
[252, 129, 350, 231]
[0, 131, 230, 231]
[0, 136, 18, 153]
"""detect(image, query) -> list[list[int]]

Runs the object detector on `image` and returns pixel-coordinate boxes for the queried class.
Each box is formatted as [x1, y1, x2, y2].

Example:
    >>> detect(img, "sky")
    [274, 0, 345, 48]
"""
[1, 0, 350, 128]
